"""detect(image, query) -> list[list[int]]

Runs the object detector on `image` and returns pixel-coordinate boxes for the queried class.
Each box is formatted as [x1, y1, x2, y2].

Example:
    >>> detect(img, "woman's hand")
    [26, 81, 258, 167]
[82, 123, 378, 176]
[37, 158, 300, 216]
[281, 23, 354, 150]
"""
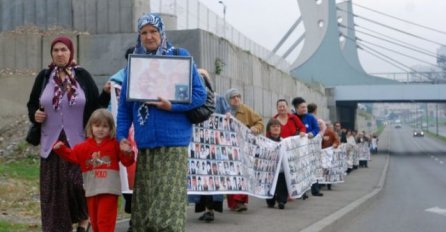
[103, 81, 111, 93]
[146, 97, 172, 111]
[34, 108, 46, 123]
[53, 141, 64, 150]
[120, 139, 132, 154]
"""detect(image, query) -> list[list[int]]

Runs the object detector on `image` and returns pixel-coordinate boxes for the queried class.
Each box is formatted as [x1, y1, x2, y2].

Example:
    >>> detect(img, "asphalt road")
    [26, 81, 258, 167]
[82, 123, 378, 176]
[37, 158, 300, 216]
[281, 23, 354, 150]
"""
[337, 126, 446, 232]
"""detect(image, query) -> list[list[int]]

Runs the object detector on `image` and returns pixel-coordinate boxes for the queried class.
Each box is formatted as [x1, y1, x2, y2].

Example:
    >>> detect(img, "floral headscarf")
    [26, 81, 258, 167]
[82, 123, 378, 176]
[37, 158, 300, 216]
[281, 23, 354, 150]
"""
[49, 36, 78, 110]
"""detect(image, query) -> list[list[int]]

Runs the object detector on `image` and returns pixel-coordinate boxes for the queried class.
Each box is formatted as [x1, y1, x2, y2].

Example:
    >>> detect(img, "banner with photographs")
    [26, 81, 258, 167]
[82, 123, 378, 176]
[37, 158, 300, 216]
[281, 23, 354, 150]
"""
[358, 142, 371, 161]
[318, 145, 348, 184]
[281, 135, 322, 199]
[187, 114, 282, 199]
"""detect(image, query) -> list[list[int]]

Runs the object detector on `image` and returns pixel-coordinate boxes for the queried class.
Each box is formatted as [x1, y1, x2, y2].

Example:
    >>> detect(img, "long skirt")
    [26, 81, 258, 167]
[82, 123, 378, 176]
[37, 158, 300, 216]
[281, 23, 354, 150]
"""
[40, 152, 88, 232]
[132, 147, 188, 232]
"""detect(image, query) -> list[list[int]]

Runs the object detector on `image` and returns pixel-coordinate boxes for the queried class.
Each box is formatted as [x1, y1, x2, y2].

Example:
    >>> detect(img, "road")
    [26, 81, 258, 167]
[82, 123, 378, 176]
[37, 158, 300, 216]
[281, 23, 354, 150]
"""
[337, 126, 446, 232]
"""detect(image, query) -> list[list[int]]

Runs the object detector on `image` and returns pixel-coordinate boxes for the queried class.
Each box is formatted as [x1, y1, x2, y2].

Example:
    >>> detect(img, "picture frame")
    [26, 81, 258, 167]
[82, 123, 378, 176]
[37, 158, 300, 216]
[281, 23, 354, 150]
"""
[127, 54, 193, 103]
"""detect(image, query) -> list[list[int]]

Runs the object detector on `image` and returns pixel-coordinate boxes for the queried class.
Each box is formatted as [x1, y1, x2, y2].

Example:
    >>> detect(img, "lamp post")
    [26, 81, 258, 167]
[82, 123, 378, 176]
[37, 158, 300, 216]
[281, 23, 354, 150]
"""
[218, 0, 226, 38]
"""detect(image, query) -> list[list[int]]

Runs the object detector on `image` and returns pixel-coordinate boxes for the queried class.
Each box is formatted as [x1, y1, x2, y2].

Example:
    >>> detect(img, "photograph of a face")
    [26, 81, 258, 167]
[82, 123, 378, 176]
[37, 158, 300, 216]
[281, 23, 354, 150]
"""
[127, 54, 192, 103]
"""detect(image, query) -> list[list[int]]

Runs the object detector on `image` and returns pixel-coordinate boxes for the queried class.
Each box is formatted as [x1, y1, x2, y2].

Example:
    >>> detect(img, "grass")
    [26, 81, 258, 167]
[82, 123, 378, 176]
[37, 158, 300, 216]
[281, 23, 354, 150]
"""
[0, 155, 39, 181]
[0, 220, 40, 232]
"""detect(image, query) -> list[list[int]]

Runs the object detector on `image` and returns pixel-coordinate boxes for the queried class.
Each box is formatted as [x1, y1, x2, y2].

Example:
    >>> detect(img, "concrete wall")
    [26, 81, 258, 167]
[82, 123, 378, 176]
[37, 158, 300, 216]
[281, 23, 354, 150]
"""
[0, 0, 149, 33]
[0, 29, 329, 126]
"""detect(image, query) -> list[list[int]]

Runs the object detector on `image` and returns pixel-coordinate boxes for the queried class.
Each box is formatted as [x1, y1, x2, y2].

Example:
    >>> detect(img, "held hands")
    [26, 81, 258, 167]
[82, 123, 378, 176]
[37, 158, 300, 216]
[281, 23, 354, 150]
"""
[119, 139, 133, 155]
[53, 141, 64, 150]
[307, 132, 314, 138]
[146, 97, 172, 111]
[299, 132, 306, 137]
[250, 127, 260, 135]
[34, 108, 46, 123]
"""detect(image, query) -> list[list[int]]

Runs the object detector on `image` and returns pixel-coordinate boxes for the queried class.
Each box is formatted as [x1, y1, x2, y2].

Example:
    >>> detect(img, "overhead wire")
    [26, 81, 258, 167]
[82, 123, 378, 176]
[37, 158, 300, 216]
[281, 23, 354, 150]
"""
[339, 23, 437, 58]
[352, 2, 446, 35]
[337, 7, 446, 47]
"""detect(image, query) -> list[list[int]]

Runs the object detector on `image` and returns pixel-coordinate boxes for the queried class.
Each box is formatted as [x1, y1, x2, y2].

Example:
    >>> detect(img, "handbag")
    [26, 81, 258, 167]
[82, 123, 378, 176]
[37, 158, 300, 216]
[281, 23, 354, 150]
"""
[171, 48, 215, 124]
[26, 123, 41, 146]
[186, 75, 215, 124]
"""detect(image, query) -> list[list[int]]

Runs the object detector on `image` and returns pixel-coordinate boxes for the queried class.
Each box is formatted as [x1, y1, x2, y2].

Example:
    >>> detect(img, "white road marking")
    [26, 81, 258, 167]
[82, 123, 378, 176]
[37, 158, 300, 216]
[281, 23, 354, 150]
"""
[425, 207, 446, 217]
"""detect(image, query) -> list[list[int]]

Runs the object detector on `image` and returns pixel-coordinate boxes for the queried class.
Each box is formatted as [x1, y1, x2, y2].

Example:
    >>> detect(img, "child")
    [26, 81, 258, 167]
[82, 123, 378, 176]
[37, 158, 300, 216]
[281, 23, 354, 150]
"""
[265, 118, 289, 209]
[53, 109, 135, 232]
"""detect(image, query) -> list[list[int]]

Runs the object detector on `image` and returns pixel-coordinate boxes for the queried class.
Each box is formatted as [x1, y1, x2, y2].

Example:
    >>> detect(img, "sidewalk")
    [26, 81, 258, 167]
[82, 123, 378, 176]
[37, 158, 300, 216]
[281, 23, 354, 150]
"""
[115, 153, 389, 232]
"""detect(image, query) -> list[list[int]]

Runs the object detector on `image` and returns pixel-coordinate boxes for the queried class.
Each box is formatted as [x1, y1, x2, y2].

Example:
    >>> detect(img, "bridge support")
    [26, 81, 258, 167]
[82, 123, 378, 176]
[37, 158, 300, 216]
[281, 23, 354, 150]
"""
[336, 101, 357, 130]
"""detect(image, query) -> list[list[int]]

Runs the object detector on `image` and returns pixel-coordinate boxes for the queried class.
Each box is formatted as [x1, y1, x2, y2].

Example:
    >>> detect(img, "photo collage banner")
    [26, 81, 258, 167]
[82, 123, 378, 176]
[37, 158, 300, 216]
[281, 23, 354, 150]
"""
[358, 142, 371, 161]
[187, 114, 281, 199]
[318, 146, 348, 184]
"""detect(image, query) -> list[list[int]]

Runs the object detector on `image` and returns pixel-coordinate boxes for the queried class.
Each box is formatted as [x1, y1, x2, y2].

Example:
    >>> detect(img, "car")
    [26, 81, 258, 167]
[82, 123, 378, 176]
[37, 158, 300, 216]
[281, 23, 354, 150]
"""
[413, 129, 424, 137]
[395, 124, 402, 128]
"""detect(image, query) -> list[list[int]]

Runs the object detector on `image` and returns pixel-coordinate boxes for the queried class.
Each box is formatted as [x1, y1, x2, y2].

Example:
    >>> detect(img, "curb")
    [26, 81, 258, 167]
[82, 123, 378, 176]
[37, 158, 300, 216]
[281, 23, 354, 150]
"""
[300, 154, 390, 232]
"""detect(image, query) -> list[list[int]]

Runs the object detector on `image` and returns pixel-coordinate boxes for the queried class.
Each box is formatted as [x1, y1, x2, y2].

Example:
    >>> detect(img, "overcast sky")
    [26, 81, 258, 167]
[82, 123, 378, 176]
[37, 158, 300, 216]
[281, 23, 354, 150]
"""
[199, 0, 446, 74]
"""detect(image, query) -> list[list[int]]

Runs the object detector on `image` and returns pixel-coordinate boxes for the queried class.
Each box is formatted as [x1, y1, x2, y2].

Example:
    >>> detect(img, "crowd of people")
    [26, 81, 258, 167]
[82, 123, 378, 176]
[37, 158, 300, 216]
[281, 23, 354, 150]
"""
[27, 13, 378, 232]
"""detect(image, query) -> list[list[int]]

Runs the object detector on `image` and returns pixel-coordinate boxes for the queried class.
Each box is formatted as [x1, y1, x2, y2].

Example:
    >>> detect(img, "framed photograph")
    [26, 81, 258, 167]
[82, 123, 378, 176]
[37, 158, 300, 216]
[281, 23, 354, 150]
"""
[127, 54, 192, 103]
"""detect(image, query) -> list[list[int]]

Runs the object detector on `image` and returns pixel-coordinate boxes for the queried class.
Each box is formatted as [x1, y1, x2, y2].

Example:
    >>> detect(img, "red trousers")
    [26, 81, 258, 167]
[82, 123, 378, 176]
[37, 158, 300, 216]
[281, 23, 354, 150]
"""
[227, 194, 249, 209]
[87, 194, 118, 232]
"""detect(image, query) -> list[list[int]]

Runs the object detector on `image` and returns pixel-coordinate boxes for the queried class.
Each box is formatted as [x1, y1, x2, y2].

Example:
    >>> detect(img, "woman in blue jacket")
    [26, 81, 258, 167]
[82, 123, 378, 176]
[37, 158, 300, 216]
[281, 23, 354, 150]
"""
[117, 13, 206, 232]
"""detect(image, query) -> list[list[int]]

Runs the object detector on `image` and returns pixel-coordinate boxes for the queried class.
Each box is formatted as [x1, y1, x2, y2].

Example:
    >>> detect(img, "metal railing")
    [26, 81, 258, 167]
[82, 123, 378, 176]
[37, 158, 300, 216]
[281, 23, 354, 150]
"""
[150, 0, 290, 72]
[371, 72, 446, 84]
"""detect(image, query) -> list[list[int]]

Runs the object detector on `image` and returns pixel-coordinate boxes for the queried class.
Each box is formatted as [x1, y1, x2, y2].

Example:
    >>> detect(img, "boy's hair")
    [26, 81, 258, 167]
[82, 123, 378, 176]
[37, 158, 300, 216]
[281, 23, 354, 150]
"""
[307, 103, 317, 114]
[266, 118, 281, 133]
[85, 109, 116, 138]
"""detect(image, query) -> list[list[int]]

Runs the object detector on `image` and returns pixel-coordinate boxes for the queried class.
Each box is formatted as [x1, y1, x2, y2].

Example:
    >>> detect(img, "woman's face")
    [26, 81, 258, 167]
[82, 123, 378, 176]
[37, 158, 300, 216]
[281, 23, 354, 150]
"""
[276, 101, 288, 115]
[229, 94, 241, 107]
[269, 124, 281, 137]
[139, 24, 161, 52]
[51, 42, 71, 67]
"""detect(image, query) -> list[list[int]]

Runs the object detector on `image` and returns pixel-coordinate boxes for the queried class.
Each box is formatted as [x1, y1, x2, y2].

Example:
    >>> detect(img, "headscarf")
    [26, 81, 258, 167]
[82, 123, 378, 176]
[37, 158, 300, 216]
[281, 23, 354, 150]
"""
[225, 88, 241, 116]
[134, 13, 173, 55]
[49, 36, 78, 110]
[134, 13, 173, 125]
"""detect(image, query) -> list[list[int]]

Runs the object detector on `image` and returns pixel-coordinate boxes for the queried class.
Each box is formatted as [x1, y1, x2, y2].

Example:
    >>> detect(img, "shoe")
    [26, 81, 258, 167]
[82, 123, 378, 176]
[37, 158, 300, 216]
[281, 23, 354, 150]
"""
[198, 211, 214, 222]
[302, 193, 308, 200]
[235, 203, 247, 212]
[278, 203, 285, 209]
[312, 192, 324, 197]
[327, 184, 332, 190]
[267, 203, 275, 208]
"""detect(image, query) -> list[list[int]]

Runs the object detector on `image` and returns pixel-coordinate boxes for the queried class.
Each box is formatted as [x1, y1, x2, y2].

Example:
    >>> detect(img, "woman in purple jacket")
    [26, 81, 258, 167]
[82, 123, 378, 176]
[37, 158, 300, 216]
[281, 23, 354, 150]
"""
[27, 36, 109, 232]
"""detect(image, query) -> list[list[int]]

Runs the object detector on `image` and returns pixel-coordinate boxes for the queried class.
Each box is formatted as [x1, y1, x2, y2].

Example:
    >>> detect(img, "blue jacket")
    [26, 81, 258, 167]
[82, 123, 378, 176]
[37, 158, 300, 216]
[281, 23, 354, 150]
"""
[295, 113, 320, 136]
[117, 48, 207, 148]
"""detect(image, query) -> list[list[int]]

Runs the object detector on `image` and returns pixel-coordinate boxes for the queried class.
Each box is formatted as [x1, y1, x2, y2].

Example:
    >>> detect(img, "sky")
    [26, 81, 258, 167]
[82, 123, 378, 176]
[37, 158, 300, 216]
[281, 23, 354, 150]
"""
[199, 0, 446, 75]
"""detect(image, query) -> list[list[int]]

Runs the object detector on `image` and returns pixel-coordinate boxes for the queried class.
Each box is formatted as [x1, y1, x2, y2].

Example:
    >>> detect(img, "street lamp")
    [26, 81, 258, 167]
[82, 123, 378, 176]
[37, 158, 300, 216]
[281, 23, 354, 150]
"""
[218, 0, 226, 22]
[218, 0, 227, 38]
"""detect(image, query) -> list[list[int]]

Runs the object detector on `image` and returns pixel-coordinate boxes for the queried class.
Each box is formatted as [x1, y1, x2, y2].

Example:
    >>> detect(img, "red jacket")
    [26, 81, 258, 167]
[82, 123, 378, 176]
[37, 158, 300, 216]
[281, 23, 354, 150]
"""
[269, 113, 306, 138]
[54, 137, 135, 197]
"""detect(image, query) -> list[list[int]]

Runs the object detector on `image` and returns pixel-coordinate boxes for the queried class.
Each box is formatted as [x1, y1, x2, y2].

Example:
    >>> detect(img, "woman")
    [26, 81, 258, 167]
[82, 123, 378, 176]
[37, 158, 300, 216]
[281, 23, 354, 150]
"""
[117, 13, 206, 232]
[225, 88, 264, 212]
[265, 118, 288, 209]
[270, 99, 305, 138]
[27, 36, 110, 232]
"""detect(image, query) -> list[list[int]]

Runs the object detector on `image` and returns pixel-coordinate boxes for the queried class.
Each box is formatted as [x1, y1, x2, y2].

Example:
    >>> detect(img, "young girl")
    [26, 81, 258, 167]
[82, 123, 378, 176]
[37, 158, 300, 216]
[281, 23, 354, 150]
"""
[53, 109, 134, 232]
[265, 118, 289, 209]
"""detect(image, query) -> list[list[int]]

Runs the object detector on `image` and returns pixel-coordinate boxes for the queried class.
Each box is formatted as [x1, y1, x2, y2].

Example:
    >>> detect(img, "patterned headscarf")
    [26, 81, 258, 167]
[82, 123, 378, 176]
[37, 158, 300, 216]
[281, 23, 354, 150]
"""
[135, 13, 173, 55]
[134, 13, 174, 125]
[49, 36, 78, 110]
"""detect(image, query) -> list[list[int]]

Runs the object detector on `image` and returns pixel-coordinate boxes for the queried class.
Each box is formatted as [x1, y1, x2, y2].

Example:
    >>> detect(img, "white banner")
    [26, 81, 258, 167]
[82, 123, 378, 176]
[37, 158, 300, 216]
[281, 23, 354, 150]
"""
[358, 142, 371, 161]
[186, 114, 350, 199]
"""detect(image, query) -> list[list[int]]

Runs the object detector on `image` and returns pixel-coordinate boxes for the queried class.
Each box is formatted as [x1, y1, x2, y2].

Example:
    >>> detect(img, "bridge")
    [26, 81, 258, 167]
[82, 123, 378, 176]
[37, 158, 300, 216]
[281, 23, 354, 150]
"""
[279, 0, 446, 129]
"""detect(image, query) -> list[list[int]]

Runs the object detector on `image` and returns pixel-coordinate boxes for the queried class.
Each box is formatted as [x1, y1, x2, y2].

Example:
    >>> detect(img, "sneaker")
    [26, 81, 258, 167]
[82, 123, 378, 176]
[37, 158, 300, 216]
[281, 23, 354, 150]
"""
[312, 192, 324, 197]
[302, 193, 309, 200]
[278, 203, 285, 209]
[199, 212, 214, 222]
[204, 212, 214, 222]
[235, 203, 247, 212]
